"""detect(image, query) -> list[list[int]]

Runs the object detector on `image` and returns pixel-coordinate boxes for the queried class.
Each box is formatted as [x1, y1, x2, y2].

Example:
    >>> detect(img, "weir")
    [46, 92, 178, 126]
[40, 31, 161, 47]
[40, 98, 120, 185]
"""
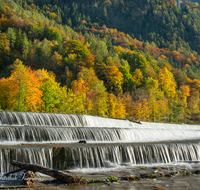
[0, 111, 200, 174]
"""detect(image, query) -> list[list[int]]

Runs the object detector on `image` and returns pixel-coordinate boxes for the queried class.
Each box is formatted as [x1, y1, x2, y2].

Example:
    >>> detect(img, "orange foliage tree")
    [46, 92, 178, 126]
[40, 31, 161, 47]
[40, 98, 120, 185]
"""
[71, 79, 92, 114]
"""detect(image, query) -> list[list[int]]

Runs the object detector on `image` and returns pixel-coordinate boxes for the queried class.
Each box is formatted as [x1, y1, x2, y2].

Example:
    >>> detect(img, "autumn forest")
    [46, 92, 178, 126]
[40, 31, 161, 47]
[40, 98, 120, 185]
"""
[1, 0, 200, 124]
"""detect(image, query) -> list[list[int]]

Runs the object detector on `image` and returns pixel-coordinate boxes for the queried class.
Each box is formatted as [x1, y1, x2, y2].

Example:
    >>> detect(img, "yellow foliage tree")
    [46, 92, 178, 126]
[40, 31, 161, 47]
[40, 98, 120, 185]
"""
[10, 59, 43, 112]
[0, 77, 18, 110]
[180, 85, 190, 108]
[132, 98, 151, 121]
[132, 69, 144, 88]
[121, 92, 134, 120]
[77, 68, 99, 90]
[35, 69, 61, 113]
[103, 66, 123, 95]
[88, 81, 108, 117]
[108, 93, 126, 119]
[158, 67, 177, 98]
[58, 87, 77, 114]
[71, 79, 92, 114]
[188, 88, 200, 120]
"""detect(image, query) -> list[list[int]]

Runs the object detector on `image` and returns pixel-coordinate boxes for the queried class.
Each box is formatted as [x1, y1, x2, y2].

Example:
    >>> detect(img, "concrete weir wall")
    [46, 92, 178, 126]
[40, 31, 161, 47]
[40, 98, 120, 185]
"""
[0, 111, 200, 174]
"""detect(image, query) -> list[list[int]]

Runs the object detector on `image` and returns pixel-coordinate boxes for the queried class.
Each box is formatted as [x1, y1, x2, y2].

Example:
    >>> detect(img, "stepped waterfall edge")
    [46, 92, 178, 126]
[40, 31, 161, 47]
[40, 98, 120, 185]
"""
[0, 111, 200, 174]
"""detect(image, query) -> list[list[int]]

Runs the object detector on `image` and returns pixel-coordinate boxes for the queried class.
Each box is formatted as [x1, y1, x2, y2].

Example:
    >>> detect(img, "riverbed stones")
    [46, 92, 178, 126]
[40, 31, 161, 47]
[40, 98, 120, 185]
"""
[124, 175, 140, 181]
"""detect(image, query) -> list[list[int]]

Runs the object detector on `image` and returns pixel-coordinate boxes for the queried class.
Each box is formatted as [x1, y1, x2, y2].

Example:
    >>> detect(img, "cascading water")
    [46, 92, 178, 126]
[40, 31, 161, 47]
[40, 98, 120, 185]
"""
[0, 148, 52, 174]
[53, 143, 200, 170]
[0, 111, 200, 173]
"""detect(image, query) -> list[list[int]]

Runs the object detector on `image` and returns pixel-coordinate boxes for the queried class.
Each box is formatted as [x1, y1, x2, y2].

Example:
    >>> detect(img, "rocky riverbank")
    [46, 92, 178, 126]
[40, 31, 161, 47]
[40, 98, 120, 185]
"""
[1, 163, 200, 189]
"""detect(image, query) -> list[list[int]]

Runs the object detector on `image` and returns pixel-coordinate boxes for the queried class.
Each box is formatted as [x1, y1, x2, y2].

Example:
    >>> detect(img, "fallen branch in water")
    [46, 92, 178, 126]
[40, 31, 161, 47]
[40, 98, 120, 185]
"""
[11, 160, 81, 183]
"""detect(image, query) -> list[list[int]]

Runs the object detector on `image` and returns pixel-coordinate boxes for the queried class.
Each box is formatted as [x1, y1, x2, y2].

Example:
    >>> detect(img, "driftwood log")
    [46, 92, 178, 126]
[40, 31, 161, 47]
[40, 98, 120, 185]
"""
[11, 160, 80, 183]
[4, 168, 24, 176]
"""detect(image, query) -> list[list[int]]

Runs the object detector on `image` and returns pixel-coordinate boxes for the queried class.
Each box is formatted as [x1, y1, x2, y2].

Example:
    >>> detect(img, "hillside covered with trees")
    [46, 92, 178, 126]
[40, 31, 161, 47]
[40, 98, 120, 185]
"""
[0, 0, 200, 124]
[15, 0, 200, 54]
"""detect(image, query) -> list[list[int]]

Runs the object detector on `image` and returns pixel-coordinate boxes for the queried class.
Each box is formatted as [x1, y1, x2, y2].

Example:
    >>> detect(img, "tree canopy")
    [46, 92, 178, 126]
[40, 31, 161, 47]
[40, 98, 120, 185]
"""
[0, 0, 200, 123]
